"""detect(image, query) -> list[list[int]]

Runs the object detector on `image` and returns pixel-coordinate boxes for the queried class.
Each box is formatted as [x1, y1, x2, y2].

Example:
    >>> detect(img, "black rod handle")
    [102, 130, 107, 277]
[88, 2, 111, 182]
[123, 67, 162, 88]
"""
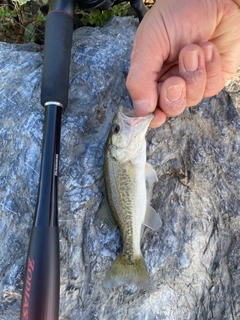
[20, 226, 60, 320]
[41, 10, 73, 108]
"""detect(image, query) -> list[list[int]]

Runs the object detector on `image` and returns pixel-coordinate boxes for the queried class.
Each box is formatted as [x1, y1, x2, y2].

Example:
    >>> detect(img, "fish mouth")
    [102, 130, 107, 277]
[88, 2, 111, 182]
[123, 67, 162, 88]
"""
[119, 106, 136, 118]
[118, 106, 154, 123]
[118, 106, 153, 142]
[108, 107, 153, 161]
[118, 106, 154, 124]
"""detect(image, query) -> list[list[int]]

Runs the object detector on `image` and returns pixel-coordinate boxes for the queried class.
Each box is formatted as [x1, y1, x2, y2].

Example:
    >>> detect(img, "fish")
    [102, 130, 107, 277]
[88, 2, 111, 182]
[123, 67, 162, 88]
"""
[99, 106, 162, 289]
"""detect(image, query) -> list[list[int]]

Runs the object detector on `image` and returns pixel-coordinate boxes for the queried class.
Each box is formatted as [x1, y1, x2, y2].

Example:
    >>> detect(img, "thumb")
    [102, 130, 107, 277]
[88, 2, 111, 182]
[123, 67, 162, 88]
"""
[126, 10, 168, 117]
[126, 62, 159, 117]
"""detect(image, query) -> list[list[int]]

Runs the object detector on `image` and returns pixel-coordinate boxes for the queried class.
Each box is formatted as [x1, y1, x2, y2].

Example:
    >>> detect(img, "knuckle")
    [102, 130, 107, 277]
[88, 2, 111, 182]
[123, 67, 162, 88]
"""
[182, 69, 205, 85]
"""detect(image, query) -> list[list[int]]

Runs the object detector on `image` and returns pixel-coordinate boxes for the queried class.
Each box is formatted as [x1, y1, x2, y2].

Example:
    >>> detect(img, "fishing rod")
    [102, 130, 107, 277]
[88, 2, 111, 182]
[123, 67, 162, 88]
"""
[20, 0, 74, 319]
[20, 0, 147, 318]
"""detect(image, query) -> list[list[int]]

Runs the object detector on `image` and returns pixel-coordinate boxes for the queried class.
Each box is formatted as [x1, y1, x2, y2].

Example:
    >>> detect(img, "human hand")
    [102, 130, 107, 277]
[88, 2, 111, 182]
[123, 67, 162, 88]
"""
[126, 0, 240, 127]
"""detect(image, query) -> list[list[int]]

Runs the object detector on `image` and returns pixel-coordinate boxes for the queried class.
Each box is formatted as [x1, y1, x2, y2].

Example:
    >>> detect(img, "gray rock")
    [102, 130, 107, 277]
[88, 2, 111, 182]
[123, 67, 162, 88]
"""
[0, 16, 240, 320]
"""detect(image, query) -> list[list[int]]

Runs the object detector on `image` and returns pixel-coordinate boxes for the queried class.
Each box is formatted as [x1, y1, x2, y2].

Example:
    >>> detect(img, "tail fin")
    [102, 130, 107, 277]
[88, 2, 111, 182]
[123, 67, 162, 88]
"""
[103, 254, 151, 290]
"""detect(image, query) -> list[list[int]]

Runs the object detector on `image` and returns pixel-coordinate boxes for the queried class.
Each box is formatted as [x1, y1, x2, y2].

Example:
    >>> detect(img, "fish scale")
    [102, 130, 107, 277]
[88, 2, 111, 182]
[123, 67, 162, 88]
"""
[106, 157, 143, 258]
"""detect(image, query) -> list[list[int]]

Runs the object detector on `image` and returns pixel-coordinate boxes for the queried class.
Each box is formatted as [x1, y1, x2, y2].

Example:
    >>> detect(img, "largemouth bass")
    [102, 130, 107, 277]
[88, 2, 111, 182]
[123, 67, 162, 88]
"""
[101, 106, 162, 289]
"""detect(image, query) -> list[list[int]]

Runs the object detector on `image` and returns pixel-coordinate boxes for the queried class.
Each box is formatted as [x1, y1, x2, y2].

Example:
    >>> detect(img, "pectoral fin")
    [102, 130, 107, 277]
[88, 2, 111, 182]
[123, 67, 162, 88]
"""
[95, 196, 117, 232]
[145, 162, 158, 199]
[144, 204, 162, 230]
[144, 163, 161, 230]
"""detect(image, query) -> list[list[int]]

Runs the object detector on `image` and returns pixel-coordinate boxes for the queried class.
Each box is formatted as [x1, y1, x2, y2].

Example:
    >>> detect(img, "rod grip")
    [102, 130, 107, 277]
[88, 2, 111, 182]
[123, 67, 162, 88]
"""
[20, 226, 60, 320]
[41, 11, 73, 108]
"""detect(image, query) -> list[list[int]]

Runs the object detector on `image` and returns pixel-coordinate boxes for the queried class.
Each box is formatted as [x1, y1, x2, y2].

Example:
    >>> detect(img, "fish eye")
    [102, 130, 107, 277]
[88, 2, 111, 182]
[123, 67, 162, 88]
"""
[112, 124, 120, 134]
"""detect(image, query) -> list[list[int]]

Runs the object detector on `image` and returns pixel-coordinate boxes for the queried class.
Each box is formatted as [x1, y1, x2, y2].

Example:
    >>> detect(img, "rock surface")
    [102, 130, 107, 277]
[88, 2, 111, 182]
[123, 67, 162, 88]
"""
[0, 17, 240, 320]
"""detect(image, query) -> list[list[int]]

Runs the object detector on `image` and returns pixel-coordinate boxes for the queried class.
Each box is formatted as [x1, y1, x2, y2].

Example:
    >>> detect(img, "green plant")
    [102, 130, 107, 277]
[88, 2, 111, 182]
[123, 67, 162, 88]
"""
[0, 4, 18, 40]
[23, 9, 46, 43]
[0, 0, 131, 44]
[79, 2, 130, 27]
[0, 0, 46, 43]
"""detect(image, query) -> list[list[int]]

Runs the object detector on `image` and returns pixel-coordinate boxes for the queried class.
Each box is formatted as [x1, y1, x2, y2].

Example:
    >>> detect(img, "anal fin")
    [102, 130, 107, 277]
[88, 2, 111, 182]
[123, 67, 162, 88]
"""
[144, 204, 162, 230]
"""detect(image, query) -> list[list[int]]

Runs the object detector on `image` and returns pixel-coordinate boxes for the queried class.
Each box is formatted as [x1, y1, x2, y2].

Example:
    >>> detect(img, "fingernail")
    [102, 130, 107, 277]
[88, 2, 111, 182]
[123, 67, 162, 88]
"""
[183, 50, 199, 71]
[202, 45, 213, 63]
[165, 85, 183, 102]
[132, 100, 150, 116]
